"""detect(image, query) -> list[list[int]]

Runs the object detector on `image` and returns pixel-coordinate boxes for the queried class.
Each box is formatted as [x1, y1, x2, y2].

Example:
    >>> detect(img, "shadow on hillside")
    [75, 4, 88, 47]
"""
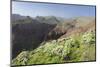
[12, 23, 57, 59]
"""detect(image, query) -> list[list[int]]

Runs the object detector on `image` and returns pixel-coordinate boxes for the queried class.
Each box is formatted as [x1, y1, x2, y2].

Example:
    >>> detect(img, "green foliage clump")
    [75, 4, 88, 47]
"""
[12, 31, 96, 66]
[12, 51, 29, 65]
[81, 31, 95, 45]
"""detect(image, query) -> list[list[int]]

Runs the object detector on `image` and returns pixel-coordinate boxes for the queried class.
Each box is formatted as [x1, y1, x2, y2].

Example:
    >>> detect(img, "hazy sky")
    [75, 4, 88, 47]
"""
[12, 1, 96, 18]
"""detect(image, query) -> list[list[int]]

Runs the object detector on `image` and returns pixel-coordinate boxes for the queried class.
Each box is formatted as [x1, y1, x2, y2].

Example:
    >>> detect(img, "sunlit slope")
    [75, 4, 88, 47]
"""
[12, 30, 95, 65]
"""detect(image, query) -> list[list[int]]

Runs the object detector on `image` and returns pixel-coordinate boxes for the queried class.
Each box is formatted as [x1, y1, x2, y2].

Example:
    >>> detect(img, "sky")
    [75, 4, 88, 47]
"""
[12, 1, 96, 18]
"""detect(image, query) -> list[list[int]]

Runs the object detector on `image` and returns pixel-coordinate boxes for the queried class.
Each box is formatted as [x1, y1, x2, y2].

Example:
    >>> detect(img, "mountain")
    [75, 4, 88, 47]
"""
[45, 16, 95, 40]
[12, 14, 65, 25]
[12, 14, 27, 22]
[35, 16, 64, 24]
[11, 14, 95, 65]
[12, 15, 56, 59]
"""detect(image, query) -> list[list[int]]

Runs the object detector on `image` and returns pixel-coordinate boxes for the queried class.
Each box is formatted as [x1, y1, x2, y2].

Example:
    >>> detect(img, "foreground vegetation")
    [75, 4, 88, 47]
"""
[12, 30, 95, 66]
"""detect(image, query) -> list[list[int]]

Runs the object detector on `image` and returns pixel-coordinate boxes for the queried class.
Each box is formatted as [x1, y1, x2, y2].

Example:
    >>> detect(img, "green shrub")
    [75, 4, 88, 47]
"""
[81, 31, 95, 45]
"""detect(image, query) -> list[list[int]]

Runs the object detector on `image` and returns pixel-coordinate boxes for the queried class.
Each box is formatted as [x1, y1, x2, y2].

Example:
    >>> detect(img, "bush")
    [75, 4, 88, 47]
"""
[81, 31, 95, 45]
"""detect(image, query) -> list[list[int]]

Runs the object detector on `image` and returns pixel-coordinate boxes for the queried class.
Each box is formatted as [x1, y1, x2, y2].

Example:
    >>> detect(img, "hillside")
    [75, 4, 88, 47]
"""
[12, 14, 27, 22]
[12, 16, 56, 58]
[35, 16, 64, 24]
[12, 31, 95, 65]
[45, 16, 95, 40]
[11, 14, 96, 66]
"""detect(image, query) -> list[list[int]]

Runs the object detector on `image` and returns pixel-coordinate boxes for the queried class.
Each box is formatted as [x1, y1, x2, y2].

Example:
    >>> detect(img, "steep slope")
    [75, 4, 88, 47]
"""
[12, 30, 95, 66]
[12, 16, 56, 59]
[45, 16, 95, 40]
[11, 15, 96, 66]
